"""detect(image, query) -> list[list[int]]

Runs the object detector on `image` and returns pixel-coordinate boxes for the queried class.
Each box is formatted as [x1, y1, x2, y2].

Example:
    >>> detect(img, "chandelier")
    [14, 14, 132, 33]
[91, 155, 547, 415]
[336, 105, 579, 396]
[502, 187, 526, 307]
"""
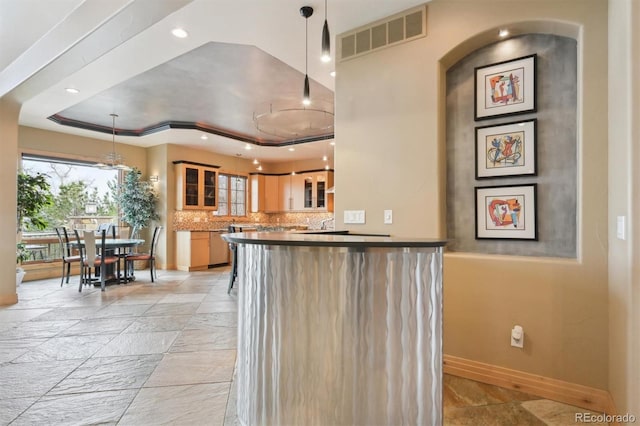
[95, 113, 131, 170]
[252, 5, 334, 141]
[253, 99, 334, 140]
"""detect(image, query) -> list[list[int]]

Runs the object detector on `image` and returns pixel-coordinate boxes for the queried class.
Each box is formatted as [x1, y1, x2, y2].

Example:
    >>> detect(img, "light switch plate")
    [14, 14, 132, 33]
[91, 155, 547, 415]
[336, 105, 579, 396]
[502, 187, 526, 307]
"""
[384, 210, 393, 224]
[617, 216, 626, 240]
[344, 210, 366, 224]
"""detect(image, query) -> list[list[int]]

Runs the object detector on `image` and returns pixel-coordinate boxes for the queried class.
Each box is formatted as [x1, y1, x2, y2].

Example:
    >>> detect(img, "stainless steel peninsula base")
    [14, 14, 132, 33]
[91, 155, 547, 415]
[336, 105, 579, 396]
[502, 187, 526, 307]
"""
[222, 232, 446, 426]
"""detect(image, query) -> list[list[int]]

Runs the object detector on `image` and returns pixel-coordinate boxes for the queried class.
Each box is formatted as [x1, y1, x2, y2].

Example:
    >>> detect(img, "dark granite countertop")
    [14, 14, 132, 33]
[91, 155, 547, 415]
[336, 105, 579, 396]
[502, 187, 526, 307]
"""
[222, 231, 446, 248]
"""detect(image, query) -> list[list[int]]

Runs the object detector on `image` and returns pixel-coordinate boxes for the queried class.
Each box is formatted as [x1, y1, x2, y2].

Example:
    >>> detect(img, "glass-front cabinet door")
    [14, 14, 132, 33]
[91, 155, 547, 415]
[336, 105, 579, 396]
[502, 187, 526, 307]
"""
[316, 177, 326, 209]
[299, 171, 333, 211]
[304, 178, 313, 208]
[184, 166, 200, 208]
[175, 161, 219, 210]
[203, 169, 217, 208]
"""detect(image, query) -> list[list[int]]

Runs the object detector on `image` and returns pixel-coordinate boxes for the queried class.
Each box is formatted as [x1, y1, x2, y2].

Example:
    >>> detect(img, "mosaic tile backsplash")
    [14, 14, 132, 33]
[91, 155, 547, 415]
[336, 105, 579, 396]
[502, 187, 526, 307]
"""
[173, 211, 335, 231]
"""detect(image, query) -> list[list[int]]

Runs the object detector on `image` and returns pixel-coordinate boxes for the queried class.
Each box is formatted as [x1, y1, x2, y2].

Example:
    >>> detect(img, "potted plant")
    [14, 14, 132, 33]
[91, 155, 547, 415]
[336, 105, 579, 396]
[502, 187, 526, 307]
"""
[16, 243, 30, 286]
[17, 171, 53, 285]
[117, 168, 159, 265]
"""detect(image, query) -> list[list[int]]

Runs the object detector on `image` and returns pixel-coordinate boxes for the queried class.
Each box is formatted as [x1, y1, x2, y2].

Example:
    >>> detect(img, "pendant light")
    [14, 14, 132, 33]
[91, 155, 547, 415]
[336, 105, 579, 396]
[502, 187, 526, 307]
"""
[95, 113, 130, 170]
[300, 6, 313, 106]
[321, 0, 331, 62]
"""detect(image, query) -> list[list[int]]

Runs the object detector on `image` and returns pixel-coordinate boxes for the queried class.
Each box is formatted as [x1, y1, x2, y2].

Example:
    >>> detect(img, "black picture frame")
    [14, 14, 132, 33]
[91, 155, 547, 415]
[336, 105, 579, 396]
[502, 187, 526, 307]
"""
[475, 119, 537, 179]
[475, 183, 538, 240]
[474, 54, 537, 121]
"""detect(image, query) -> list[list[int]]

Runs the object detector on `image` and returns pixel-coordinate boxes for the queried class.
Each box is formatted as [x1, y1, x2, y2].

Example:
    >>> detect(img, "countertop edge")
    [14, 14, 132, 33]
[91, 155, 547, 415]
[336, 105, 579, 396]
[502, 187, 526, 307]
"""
[222, 232, 447, 248]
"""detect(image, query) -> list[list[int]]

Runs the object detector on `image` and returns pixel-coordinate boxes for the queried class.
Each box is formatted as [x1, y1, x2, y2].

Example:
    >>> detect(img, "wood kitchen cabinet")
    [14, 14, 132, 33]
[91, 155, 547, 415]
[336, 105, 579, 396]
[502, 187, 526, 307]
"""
[250, 170, 334, 213]
[265, 175, 280, 212]
[176, 231, 230, 271]
[176, 231, 210, 271]
[300, 171, 333, 211]
[278, 173, 310, 211]
[209, 231, 229, 265]
[250, 174, 264, 213]
[174, 161, 219, 210]
[250, 174, 285, 212]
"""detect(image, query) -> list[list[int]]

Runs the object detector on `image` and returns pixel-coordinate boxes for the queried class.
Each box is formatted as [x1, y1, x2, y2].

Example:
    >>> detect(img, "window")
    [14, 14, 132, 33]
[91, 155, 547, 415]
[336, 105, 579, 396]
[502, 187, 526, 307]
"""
[22, 155, 120, 229]
[20, 154, 120, 263]
[218, 174, 247, 217]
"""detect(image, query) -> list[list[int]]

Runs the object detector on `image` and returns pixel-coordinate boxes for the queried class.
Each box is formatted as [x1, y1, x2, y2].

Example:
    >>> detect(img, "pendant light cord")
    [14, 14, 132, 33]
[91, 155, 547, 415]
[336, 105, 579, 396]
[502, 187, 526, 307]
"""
[111, 113, 118, 165]
[305, 16, 308, 75]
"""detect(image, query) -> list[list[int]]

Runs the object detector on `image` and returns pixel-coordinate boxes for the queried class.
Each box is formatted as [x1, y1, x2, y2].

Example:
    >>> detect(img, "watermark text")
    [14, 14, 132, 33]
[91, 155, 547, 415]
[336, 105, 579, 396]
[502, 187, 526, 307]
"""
[575, 412, 636, 423]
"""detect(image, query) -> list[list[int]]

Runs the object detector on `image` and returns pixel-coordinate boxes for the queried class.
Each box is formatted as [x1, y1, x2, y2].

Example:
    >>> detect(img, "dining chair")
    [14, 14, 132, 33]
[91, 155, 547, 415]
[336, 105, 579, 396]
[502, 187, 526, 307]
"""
[55, 227, 81, 287]
[126, 226, 162, 283]
[117, 226, 137, 282]
[80, 229, 119, 292]
[227, 225, 239, 294]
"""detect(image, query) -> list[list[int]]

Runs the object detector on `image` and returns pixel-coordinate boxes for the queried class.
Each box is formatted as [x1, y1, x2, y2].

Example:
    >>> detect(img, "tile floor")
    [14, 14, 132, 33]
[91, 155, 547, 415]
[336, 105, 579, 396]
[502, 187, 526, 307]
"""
[1, 268, 604, 425]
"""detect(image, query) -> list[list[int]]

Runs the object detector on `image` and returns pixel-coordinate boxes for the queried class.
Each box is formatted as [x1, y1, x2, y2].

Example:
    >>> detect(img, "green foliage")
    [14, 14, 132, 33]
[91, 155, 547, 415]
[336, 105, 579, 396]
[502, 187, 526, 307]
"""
[100, 178, 119, 216]
[17, 171, 53, 231]
[16, 243, 30, 264]
[61, 182, 88, 216]
[118, 168, 159, 234]
[41, 177, 119, 227]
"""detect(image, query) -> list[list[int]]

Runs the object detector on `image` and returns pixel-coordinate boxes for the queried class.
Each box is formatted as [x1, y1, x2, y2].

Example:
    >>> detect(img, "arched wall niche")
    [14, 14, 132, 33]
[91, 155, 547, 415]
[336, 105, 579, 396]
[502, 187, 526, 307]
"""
[440, 20, 581, 69]
[441, 21, 580, 258]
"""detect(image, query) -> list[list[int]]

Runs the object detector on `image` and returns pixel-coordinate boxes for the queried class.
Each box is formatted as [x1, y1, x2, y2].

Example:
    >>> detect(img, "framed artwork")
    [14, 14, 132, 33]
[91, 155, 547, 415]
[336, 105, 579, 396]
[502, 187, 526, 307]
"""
[475, 184, 537, 240]
[474, 54, 537, 120]
[475, 119, 537, 179]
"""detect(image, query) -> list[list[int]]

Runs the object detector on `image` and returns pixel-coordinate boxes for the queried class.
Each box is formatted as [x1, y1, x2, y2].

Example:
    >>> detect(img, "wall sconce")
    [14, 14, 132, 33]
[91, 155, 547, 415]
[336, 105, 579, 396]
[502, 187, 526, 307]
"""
[149, 175, 159, 182]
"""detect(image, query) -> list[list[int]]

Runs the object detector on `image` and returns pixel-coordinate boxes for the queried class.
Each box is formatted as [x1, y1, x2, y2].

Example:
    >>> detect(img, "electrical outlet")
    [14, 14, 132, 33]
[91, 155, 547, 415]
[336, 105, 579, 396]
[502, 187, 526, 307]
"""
[511, 325, 524, 348]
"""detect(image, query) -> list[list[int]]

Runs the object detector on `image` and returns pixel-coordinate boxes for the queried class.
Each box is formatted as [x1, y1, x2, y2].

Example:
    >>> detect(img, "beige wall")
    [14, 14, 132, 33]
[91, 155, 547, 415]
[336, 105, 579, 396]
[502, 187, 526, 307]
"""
[19, 126, 148, 173]
[0, 99, 20, 305]
[608, 0, 639, 416]
[147, 144, 170, 268]
[335, 0, 610, 392]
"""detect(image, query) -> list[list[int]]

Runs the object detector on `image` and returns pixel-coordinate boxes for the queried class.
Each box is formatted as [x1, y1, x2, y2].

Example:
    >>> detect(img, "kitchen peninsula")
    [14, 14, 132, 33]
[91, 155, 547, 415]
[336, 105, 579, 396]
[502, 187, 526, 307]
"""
[223, 232, 446, 425]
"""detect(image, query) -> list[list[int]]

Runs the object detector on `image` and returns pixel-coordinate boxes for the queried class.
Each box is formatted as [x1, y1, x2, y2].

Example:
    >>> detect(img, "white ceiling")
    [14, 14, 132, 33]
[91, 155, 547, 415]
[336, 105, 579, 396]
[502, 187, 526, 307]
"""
[1, 0, 428, 162]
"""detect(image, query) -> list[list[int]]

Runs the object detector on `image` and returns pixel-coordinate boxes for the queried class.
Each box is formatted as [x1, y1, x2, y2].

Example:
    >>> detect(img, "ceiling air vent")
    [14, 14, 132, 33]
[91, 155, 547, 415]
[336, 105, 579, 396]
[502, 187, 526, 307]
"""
[338, 5, 427, 62]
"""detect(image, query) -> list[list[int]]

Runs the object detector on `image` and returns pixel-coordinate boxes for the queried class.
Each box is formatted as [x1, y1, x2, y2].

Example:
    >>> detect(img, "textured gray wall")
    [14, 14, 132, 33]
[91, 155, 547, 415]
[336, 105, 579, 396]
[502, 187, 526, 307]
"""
[446, 34, 577, 257]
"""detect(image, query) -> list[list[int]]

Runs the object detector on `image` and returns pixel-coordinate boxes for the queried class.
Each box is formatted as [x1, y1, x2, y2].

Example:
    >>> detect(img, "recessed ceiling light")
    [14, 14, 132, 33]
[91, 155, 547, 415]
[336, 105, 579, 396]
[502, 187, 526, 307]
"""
[253, 158, 259, 165]
[288, 147, 295, 152]
[329, 141, 335, 146]
[322, 155, 328, 161]
[65, 87, 79, 94]
[244, 144, 252, 150]
[498, 29, 509, 38]
[325, 164, 330, 170]
[330, 71, 336, 77]
[171, 28, 188, 38]
[200, 134, 208, 140]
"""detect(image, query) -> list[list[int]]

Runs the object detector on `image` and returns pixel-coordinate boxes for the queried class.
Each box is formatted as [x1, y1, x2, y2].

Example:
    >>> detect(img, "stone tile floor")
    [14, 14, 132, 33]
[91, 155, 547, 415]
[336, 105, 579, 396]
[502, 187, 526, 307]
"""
[1, 268, 604, 425]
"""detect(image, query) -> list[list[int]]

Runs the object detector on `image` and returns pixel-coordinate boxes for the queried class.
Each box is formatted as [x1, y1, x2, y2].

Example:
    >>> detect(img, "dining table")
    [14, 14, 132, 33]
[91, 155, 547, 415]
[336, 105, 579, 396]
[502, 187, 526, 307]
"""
[70, 238, 145, 284]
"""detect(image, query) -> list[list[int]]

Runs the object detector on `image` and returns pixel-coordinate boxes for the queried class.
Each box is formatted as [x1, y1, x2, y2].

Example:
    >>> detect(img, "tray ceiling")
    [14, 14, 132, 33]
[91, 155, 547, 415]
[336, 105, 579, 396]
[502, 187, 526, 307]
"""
[49, 42, 335, 146]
